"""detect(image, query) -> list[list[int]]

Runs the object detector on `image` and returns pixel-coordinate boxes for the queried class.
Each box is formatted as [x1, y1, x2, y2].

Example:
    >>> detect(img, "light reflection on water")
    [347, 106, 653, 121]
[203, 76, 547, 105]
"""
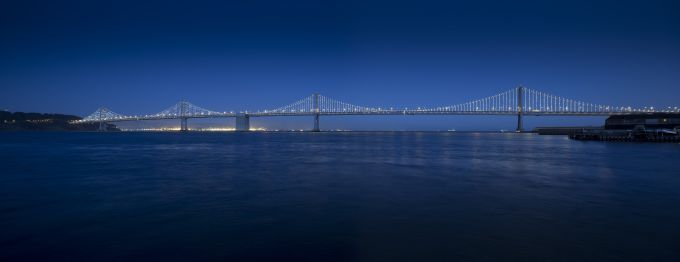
[0, 132, 679, 261]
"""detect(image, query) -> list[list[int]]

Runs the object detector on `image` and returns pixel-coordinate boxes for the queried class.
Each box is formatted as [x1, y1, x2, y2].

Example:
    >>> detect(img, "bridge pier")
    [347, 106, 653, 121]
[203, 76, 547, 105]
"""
[236, 114, 250, 131]
[516, 86, 524, 132]
[517, 114, 523, 132]
[312, 114, 320, 132]
[180, 117, 188, 132]
[312, 93, 320, 132]
[98, 121, 107, 132]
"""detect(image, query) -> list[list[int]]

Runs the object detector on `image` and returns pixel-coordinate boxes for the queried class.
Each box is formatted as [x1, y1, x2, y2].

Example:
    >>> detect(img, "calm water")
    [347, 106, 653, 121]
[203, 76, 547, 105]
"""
[1, 132, 679, 261]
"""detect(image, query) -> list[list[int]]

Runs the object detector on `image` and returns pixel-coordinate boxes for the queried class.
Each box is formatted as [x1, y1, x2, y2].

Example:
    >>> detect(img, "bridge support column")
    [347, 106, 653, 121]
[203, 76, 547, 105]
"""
[517, 114, 523, 133]
[98, 121, 107, 132]
[516, 86, 524, 132]
[180, 117, 188, 132]
[312, 114, 320, 132]
[312, 93, 320, 132]
[236, 114, 250, 131]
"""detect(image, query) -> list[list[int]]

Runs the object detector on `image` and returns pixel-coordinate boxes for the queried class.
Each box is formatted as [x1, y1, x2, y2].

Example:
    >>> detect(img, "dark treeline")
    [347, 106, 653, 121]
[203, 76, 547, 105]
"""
[0, 111, 118, 131]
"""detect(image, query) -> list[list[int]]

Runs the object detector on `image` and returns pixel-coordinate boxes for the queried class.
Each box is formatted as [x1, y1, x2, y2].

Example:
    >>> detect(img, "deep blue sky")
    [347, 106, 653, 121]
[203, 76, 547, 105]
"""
[2, 0, 679, 130]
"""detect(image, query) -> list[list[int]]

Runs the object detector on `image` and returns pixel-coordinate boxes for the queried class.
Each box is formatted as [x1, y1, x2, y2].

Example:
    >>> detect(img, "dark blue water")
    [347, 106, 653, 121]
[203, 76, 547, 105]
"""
[1, 132, 679, 261]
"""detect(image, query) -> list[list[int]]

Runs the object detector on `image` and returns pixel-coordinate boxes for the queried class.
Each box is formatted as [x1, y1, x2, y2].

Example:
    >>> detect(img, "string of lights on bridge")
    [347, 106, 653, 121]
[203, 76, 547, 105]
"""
[75, 87, 679, 123]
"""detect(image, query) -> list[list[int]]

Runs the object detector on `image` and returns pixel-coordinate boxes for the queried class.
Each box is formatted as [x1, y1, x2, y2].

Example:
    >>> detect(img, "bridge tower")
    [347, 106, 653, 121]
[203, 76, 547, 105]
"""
[516, 86, 524, 132]
[312, 93, 320, 132]
[180, 100, 188, 132]
[97, 108, 107, 132]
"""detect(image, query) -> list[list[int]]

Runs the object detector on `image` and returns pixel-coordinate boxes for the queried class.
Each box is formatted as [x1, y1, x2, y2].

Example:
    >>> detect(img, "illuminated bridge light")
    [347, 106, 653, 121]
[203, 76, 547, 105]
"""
[75, 88, 677, 125]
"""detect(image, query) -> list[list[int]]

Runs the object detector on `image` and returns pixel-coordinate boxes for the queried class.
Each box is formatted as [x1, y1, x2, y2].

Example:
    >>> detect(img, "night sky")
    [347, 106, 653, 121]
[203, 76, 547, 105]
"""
[2, 0, 679, 130]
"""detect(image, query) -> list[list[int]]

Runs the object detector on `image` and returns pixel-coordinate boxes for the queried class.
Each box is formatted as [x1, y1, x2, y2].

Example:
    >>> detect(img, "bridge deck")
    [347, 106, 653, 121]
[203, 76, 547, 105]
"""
[74, 111, 678, 123]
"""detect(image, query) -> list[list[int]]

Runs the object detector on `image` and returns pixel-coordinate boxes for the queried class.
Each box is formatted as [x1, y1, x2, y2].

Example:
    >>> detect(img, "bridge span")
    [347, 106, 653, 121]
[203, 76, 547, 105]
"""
[73, 86, 679, 132]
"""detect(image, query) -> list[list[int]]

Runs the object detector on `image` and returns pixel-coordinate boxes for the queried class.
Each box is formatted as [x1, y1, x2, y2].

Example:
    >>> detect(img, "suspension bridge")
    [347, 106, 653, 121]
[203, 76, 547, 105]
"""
[73, 86, 680, 132]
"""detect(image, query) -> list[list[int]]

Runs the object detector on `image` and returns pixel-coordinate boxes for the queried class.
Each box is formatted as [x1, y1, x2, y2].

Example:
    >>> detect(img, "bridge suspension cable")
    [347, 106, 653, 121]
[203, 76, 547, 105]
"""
[151, 101, 221, 118]
[79, 107, 125, 122]
[260, 94, 316, 113]
[258, 94, 382, 114]
[318, 94, 381, 113]
[521, 87, 640, 114]
[422, 87, 675, 114]
[426, 88, 519, 112]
